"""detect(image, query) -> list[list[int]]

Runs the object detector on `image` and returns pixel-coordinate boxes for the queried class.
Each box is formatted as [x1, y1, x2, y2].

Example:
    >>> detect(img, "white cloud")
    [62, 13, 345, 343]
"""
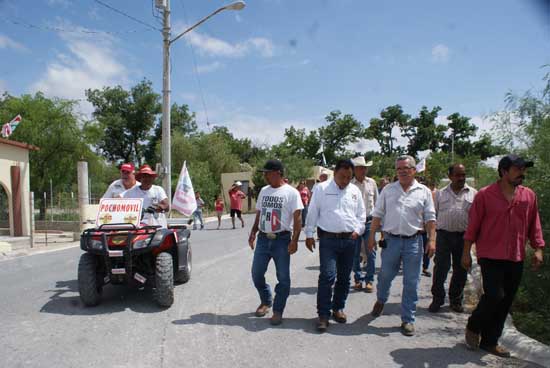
[0, 34, 29, 52]
[31, 29, 128, 115]
[47, 0, 71, 7]
[0, 80, 7, 95]
[196, 61, 224, 74]
[183, 29, 274, 58]
[431, 44, 450, 63]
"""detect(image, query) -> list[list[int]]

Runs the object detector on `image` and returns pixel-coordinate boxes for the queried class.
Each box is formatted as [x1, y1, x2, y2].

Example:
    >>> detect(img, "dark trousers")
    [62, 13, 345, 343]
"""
[431, 230, 467, 305]
[317, 237, 355, 318]
[421, 232, 430, 270]
[467, 258, 523, 347]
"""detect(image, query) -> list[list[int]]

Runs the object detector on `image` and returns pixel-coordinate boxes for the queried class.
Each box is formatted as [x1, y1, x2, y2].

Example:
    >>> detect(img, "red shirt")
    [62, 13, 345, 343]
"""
[229, 190, 246, 210]
[464, 182, 545, 262]
[299, 187, 310, 206]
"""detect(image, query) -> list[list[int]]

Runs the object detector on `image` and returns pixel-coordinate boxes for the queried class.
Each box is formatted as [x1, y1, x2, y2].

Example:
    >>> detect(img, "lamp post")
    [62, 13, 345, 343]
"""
[160, 1, 245, 205]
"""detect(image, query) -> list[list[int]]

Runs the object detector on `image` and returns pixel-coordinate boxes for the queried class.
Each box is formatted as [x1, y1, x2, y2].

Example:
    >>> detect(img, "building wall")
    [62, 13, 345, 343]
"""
[0, 143, 31, 236]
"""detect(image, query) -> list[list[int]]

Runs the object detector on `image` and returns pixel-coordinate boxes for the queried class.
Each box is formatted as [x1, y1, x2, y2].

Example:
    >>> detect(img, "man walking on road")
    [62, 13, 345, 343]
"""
[102, 163, 140, 198]
[462, 154, 545, 357]
[248, 160, 303, 326]
[429, 164, 477, 313]
[305, 159, 366, 332]
[351, 156, 378, 292]
[229, 181, 246, 229]
[367, 155, 436, 336]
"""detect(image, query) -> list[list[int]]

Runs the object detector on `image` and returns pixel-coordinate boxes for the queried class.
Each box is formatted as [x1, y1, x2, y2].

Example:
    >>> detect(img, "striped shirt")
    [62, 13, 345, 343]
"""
[435, 184, 477, 232]
[351, 177, 378, 215]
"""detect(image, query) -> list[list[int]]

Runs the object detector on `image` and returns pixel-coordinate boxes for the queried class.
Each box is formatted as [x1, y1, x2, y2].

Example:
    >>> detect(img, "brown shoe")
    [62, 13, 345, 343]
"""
[332, 310, 347, 323]
[465, 327, 480, 350]
[400, 322, 415, 336]
[353, 282, 363, 291]
[255, 304, 271, 317]
[371, 301, 384, 317]
[480, 344, 511, 358]
[270, 311, 283, 326]
[317, 317, 329, 332]
[364, 282, 374, 293]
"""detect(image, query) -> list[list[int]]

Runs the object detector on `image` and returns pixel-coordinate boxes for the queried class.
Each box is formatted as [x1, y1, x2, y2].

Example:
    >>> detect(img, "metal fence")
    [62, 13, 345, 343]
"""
[33, 192, 102, 222]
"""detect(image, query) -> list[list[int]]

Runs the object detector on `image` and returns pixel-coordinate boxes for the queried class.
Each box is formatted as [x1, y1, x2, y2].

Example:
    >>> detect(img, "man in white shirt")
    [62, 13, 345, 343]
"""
[351, 156, 378, 292]
[123, 165, 169, 227]
[102, 163, 140, 198]
[306, 159, 366, 332]
[367, 155, 436, 336]
[248, 160, 303, 326]
[429, 164, 477, 313]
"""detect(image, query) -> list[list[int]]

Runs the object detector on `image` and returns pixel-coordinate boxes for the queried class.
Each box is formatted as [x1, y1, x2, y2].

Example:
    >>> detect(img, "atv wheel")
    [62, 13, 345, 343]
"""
[154, 252, 174, 307]
[175, 244, 192, 284]
[78, 253, 102, 306]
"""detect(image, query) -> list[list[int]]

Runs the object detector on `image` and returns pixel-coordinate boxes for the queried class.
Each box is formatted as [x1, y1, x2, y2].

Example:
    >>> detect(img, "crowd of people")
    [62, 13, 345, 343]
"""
[248, 154, 545, 359]
[102, 153, 545, 358]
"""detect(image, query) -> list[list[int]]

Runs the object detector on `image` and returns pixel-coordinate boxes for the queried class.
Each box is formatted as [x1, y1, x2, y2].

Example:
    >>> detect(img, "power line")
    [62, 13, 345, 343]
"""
[94, 0, 161, 32]
[3, 17, 146, 35]
[178, 0, 211, 128]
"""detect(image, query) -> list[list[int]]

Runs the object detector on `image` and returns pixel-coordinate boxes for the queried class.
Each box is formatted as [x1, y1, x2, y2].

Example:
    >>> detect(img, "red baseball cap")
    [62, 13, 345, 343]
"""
[135, 164, 157, 180]
[120, 163, 135, 172]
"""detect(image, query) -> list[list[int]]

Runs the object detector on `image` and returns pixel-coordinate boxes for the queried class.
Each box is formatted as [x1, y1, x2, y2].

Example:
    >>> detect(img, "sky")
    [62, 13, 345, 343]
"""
[1, 0, 549, 151]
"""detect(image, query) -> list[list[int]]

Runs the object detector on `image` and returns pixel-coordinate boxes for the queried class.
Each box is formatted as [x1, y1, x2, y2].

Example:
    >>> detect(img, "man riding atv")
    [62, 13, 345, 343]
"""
[123, 165, 169, 227]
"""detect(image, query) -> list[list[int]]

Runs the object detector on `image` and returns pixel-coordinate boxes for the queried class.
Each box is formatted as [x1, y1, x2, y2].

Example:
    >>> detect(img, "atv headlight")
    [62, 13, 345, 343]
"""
[133, 239, 149, 249]
[87, 238, 104, 250]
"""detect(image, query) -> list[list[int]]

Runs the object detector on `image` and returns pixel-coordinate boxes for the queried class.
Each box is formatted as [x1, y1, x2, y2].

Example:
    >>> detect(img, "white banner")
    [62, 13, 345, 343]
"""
[416, 157, 426, 173]
[96, 198, 143, 227]
[172, 161, 197, 216]
[1, 115, 22, 138]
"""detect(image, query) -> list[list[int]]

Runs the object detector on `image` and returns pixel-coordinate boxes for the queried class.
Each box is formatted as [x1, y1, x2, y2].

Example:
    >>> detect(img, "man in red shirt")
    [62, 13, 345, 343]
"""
[462, 154, 545, 357]
[229, 181, 246, 229]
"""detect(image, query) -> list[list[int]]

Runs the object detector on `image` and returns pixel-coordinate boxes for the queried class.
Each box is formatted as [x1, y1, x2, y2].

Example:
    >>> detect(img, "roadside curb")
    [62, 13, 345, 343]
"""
[467, 255, 550, 367]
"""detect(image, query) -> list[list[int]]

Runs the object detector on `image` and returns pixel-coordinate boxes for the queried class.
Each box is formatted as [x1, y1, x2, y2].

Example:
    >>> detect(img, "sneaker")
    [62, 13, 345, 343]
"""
[317, 317, 329, 332]
[465, 327, 481, 350]
[422, 269, 432, 277]
[371, 301, 384, 317]
[255, 304, 271, 317]
[332, 310, 347, 324]
[353, 282, 363, 291]
[364, 282, 374, 293]
[480, 344, 511, 358]
[450, 303, 464, 313]
[429, 300, 443, 313]
[401, 322, 415, 336]
[270, 312, 283, 326]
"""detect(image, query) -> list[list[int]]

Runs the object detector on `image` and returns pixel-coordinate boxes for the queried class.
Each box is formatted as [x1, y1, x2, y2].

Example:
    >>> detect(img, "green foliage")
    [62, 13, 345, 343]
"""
[318, 110, 364, 165]
[365, 104, 410, 155]
[403, 106, 446, 156]
[0, 92, 99, 198]
[86, 79, 161, 164]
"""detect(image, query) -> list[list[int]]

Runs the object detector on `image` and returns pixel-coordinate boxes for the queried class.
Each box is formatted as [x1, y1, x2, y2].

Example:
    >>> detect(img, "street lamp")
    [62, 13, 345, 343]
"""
[160, 1, 246, 205]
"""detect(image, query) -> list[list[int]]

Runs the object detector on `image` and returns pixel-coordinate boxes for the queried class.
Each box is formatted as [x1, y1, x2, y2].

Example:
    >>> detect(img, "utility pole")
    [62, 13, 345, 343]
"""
[161, 0, 172, 204]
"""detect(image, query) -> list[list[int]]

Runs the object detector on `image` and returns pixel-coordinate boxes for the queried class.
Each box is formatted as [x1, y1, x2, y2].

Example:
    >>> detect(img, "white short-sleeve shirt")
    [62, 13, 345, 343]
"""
[256, 184, 303, 233]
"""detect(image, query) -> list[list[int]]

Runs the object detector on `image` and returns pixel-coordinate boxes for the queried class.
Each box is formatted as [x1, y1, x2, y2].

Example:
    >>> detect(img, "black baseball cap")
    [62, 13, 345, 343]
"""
[498, 154, 534, 171]
[259, 159, 284, 173]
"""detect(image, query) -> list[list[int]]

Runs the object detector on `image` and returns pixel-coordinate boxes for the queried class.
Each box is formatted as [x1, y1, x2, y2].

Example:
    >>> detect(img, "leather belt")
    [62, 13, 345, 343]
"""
[318, 229, 354, 239]
[387, 232, 419, 239]
[438, 229, 465, 235]
[366, 215, 373, 223]
[259, 231, 291, 240]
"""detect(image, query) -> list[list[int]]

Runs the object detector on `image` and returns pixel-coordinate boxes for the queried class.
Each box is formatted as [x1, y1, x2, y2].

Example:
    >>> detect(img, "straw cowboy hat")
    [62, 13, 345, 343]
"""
[352, 156, 373, 167]
[135, 164, 157, 180]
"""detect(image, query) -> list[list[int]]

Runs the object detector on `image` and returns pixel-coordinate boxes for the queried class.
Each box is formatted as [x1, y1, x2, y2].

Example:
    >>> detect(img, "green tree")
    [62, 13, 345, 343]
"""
[0, 92, 100, 218]
[318, 110, 364, 165]
[365, 105, 410, 155]
[86, 79, 161, 164]
[403, 106, 446, 156]
[144, 102, 198, 163]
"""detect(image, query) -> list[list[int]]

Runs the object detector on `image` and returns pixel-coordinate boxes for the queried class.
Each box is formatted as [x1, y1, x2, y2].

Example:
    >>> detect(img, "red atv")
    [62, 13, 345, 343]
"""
[78, 221, 191, 308]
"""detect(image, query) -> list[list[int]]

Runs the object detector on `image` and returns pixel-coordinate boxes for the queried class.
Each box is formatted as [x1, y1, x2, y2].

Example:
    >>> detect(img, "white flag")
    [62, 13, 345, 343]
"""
[416, 157, 426, 173]
[1, 123, 11, 138]
[172, 161, 197, 216]
[1, 114, 21, 138]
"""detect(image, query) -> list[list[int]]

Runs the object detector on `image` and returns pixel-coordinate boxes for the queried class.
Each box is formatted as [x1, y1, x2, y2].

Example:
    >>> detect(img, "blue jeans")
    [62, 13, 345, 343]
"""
[192, 210, 203, 229]
[251, 232, 291, 313]
[317, 237, 356, 318]
[421, 232, 430, 270]
[353, 225, 376, 283]
[376, 233, 423, 323]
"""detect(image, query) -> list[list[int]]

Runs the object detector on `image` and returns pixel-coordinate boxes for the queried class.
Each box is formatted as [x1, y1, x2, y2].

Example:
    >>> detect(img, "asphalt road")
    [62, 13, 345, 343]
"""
[0, 215, 542, 368]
